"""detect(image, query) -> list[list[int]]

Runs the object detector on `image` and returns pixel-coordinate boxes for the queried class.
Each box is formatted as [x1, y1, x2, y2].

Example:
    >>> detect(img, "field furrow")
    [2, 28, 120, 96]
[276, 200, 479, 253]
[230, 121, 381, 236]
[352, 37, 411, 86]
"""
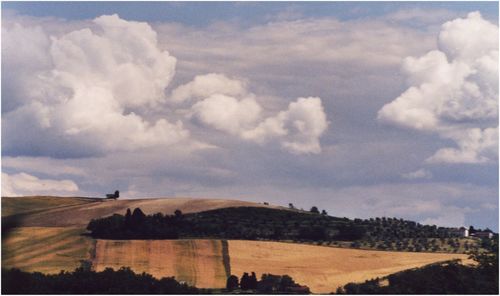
[2, 227, 94, 274]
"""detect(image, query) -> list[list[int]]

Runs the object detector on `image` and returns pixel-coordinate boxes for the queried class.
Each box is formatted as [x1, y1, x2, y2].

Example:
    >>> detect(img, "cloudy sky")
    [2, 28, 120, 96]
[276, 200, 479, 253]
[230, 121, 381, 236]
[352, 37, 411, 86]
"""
[2, 2, 498, 230]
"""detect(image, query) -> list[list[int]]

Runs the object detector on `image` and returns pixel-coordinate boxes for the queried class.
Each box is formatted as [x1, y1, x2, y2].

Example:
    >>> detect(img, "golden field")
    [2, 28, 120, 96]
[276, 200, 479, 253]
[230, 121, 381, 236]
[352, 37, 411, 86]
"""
[1, 196, 474, 293]
[2, 196, 280, 227]
[91, 239, 470, 293]
[93, 239, 229, 288]
[1, 196, 95, 217]
[2, 226, 94, 274]
[228, 240, 471, 293]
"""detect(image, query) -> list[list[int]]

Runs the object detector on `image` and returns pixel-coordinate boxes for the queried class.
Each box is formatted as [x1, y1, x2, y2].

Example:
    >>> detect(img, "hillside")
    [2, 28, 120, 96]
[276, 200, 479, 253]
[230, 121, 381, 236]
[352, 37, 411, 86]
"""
[87, 239, 470, 293]
[93, 239, 229, 289]
[2, 226, 93, 274]
[228, 240, 471, 293]
[87, 206, 482, 253]
[1, 196, 97, 217]
[1, 196, 480, 293]
[2, 196, 281, 227]
[3, 225, 472, 293]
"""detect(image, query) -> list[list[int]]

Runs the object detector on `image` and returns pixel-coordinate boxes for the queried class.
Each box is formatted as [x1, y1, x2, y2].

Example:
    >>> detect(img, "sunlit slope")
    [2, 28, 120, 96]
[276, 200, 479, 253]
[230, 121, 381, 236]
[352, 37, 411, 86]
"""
[93, 239, 229, 289]
[90, 239, 470, 293]
[0, 197, 474, 293]
[228, 240, 471, 293]
[2, 196, 279, 227]
[2, 227, 94, 274]
[1, 196, 96, 217]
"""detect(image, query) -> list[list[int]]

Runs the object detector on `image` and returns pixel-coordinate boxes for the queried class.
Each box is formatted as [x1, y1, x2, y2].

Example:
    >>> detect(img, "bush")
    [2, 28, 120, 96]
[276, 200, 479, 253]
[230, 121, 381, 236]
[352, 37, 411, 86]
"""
[2, 267, 201, 294]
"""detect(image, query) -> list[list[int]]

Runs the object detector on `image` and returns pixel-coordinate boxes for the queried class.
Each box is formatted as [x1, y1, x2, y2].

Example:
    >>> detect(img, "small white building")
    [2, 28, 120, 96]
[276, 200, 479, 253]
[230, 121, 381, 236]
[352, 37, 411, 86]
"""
[450, 227, 469, 237]
[472, 231, 493, 239]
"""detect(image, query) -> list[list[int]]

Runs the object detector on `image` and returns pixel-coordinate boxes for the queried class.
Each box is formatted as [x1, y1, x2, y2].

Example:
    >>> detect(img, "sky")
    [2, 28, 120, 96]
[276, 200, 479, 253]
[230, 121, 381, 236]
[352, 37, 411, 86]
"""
[2, 2, 498, 230]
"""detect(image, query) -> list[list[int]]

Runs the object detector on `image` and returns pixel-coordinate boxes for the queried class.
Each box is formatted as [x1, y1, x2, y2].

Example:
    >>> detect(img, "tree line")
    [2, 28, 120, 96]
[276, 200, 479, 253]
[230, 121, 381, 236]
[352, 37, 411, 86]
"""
[2, 266, 202, 294]
[87, 207, 366, 241]
[87, 206, 480, 253]
[87, 208, 183, 239]
[336, 238, 498, 294]
[2, 266, 310, 294]
[226, 272, 310, 294]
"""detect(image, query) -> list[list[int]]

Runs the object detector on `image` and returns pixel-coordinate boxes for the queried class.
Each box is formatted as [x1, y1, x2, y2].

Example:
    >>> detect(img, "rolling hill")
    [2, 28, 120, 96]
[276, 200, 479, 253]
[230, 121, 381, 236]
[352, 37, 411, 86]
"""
[2, 196, 474, 293]
[93, 239, 469, 293]
[2, 196, 281, 227]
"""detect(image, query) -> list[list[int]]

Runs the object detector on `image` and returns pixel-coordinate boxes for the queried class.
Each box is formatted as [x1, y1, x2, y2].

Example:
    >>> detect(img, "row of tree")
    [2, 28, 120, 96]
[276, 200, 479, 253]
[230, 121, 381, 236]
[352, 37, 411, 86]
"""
[3, 265, 310, 294]
[87, 206, 492, 254]
[87, 208, 183, 239]
[226, 272, 309, 294]
[2, 266, 202, 294]
[336, 238, 498, 294]
[87, 207, 366, 241]
[288, 203, 328, 216]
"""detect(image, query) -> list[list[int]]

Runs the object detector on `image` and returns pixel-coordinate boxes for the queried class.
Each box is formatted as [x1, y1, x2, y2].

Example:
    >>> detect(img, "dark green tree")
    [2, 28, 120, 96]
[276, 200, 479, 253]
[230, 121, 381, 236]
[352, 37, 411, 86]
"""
[278, 275, 295, 291]
[174, 209, 183, 219]
[240, 272, 250, 290]
[249, 272, 258, 289]
[124, 208, 132, 228]
[132, 208, 146, 223]
[226, 275, 239, 291]
[310, 206, 319, 214]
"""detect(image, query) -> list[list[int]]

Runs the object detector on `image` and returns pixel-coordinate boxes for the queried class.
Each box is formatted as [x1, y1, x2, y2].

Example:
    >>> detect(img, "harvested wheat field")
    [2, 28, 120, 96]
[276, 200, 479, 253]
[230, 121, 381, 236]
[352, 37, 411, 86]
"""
[1, 196, 96, 217]
[2, 196, 280, 227]
[0, 197, 475, 293]
[93, 239, 230, 288]
[2, 227, 93, 274]
[228, 240, 472, 293]
[90, 239, 470, 293]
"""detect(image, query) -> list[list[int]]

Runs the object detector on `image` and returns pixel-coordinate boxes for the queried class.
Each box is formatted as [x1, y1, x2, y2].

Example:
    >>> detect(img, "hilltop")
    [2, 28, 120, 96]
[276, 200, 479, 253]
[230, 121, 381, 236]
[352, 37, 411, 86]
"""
[1, 196, 487, 293]
[2, 196, 282, 227]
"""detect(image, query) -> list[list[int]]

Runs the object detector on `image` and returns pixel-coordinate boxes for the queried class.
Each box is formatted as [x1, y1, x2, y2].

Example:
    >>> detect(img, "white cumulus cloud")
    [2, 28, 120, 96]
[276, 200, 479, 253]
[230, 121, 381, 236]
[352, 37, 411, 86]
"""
[176, 73, 329, 154]
[2, 172, 79, 197]
[243, 97, 329, 154]
[378, 12, 498, 164]
[3, 14, 190, 157]
[3, 15, 329, 157]
[170, 73, 247, 104]
[427, 127, 498, 164]
[191, 94, 262, 135]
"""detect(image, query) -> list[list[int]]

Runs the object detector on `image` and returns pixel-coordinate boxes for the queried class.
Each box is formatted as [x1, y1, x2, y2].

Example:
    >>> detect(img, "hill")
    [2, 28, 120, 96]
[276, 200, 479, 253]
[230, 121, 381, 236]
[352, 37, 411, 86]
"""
[337, 257, 498, 294]
[2, 196, 281, 227]
[91, 239, 469, 293]
[87, 206, 482, 253]
[1, 196, 483, 293]
[1, 196, 96, 217]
